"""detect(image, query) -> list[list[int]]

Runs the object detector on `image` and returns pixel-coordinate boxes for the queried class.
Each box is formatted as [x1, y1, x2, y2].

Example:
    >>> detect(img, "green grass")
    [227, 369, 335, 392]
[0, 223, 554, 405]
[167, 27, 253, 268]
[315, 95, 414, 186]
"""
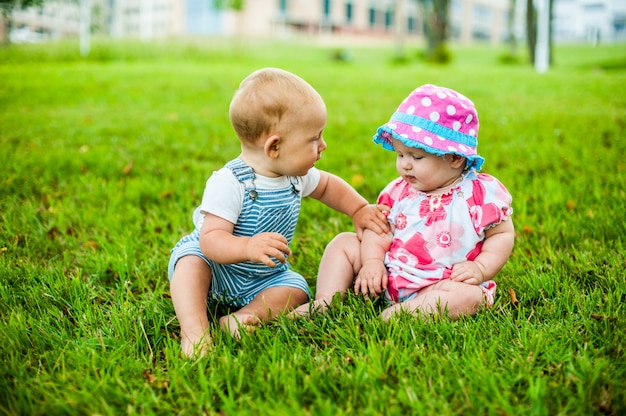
[1, 38, 625, 415]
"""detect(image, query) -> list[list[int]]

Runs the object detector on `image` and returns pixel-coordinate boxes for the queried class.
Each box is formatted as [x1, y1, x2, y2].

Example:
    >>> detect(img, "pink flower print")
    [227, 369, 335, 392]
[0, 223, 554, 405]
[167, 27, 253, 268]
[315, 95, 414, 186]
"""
[493, 182, 512, 209]
[470, 202, 503, 233]
[399, 186, 412, 200]
[386, 280, 400, 302]
[471, 180, 487, 206]
[466, 241, 483, 261]
[477, 174, 511, 206]
[419, 193, 453, 226]
[395, 213, 408, 230]
[469, 204, 483, 233]
[390, 233, 433, 266]
[391, 246, 418, 267]
[481, 203, 503, 228]
[425, 220, 464, 262]
[476, 173, 494, 182]
[436, 229, 453, 248]
[387, 275, 414, 302]
[378, 192, 395, 209]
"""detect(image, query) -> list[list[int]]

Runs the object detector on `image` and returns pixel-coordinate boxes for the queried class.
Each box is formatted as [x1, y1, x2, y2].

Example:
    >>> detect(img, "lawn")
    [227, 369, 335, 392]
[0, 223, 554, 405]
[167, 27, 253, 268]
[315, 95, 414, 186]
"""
[1, 38, 625, 415]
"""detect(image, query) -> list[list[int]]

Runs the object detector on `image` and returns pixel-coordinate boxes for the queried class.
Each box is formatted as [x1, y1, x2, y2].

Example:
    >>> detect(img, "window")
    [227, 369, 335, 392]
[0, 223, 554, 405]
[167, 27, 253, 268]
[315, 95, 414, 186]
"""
[583, 3, 605, 12]
[472, 4, 491, 41]
[385, 8, 392, 29]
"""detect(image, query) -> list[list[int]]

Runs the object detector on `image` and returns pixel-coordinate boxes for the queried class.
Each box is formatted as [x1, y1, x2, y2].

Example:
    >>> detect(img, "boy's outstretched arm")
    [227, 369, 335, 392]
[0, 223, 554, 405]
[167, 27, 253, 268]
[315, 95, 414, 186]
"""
[309, 171, 390, 239]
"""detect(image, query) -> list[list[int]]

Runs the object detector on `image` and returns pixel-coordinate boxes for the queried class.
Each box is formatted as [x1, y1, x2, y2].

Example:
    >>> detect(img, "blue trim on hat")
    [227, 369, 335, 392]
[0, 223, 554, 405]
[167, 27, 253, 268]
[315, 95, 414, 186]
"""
[372, 125, 485, 171]
[390, 112, 477, 147]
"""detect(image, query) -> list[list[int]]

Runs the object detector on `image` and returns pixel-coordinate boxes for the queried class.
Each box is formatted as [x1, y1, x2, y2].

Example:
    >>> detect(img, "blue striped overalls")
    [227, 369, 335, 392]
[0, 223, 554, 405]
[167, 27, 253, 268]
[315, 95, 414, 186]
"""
[168, 158, 311, 307]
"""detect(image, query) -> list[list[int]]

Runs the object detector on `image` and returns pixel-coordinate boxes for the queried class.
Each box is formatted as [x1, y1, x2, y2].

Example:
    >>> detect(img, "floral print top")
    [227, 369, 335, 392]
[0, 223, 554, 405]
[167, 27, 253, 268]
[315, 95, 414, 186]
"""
[377, 170, 512, 301]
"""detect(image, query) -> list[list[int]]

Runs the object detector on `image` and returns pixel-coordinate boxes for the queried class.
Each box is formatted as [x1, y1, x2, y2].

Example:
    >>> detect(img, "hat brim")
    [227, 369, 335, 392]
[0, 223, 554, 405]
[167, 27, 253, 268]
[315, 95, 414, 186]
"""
[373, 122, 485, 171]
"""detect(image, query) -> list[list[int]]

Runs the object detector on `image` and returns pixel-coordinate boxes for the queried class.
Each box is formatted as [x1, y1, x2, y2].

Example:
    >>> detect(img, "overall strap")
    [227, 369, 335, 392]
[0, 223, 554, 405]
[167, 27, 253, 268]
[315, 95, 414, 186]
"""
[225, 158, 258, 200]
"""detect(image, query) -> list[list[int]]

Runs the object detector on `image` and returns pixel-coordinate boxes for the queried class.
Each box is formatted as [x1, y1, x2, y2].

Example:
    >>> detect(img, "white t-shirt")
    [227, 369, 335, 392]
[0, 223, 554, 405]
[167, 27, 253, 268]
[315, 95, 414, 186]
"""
[192, 167, 322, 229]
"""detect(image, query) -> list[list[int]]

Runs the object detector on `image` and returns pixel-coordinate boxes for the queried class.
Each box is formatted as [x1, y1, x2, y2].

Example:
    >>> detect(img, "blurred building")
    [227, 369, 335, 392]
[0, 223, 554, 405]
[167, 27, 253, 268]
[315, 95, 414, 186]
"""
[552, 0, 626, 43]
[7, 0, 626, 44]
[108, 0, 185, 39]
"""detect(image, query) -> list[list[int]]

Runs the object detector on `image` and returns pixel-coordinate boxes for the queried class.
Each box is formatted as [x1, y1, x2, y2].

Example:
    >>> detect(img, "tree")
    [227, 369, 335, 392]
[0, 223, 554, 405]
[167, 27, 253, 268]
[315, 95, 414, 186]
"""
[213, 0, 243, 10]
[526, 0, 554, 69]
[392, 0, 408, 60]
[506, 0, 518, 57]
[417, 0, 450, 63]
[0, 0, 44, 45]
[213, 0, 244, 37]
[525, 0, 536, 63]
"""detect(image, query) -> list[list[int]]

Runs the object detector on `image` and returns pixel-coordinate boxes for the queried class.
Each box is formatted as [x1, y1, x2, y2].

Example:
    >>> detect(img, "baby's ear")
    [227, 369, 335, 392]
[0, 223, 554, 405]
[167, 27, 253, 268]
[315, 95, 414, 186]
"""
[450, 154, 467, 168]
[264, 135, 281, 158]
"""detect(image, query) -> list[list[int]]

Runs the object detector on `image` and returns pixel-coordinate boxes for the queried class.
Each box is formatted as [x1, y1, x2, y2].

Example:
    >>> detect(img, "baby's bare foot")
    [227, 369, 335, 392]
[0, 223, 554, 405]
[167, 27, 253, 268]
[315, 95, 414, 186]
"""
[219, 314, 261, 339]
[181, 333, 212, 358]
[288, 299, 330, 318]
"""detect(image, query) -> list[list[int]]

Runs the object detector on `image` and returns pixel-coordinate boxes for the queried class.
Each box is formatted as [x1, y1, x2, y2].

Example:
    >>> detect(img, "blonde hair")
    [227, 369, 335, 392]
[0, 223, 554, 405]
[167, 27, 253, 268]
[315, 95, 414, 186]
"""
[229, 68, 323, 144]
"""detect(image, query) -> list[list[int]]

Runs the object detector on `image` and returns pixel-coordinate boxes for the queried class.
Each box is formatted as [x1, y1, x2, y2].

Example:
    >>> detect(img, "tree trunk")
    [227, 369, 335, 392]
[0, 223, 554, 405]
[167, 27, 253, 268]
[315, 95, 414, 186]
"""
[507, 0, 517, 56]
[394, 0, 407, 59]
[1, 12, 11, 46]
[419, 0, 450, 63]
[526, 0, 536, 64]
[548, 0, 554, 64]
[432, 0, 448, 47]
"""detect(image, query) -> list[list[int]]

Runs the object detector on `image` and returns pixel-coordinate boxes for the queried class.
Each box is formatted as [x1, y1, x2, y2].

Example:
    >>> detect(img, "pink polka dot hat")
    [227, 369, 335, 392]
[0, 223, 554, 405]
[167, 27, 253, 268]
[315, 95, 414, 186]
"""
[373, 84, 485, 170]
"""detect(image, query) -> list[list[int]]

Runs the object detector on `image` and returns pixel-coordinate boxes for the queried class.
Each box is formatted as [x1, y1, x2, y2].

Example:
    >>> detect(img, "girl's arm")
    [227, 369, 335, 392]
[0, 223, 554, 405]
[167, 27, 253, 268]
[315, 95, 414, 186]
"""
[354, 228, 393, 297]
[450, 219, 515, 284]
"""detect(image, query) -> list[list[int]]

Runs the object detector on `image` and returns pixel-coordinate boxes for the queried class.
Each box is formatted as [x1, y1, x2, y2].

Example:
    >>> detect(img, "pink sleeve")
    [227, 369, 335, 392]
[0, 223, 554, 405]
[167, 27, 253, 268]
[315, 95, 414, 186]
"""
[376, 178, 409, 209]
[468, 174, 513, 234]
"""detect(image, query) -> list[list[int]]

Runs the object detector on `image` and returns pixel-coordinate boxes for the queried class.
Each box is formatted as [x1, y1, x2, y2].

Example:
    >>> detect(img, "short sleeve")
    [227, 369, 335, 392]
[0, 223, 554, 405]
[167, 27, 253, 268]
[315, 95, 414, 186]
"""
[467, 173, 513, 234]
[300, 167, 321, 197]
[376, 177, 411, 209]
[193, 168, 243, 229]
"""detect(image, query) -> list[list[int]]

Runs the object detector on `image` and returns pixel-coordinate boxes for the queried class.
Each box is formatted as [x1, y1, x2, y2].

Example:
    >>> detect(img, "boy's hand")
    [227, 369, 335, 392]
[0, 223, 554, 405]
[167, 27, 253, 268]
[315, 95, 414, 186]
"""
[450, 261, 485, 285]
[354, 259, 388, 298]
[245, 232, 291, 268]
[353, 204, 390, 240]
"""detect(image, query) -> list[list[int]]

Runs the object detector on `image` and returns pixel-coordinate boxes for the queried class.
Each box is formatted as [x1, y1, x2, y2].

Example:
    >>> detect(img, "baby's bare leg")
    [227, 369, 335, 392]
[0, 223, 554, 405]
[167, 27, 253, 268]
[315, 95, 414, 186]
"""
[220, 286, 309, 338]
[170, 255, 213, 357]
[381, 280, 484, 321]
[291, 232, 362, 317]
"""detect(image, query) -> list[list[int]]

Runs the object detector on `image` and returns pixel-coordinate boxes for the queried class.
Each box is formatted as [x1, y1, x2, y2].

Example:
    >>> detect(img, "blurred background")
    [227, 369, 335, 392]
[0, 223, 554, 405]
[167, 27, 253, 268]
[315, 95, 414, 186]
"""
[2, 0, 626, 66]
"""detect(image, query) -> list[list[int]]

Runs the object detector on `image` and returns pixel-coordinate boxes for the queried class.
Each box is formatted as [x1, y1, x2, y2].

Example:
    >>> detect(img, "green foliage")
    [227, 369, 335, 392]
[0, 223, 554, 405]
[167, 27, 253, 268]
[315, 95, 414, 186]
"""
[1, 39, 626, 415]
[499, 52, 522, 65]
[418, 0, 451, 63]
[0, 0, 43, 14]
[213, 0, 244, 11]
[421, 42, 452, 64]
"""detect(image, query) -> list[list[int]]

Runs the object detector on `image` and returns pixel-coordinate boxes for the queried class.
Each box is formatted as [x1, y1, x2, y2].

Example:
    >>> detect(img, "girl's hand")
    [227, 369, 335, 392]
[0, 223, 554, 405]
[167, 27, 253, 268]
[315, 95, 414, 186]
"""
[450, 261, 485, 285]
[354, 259, 388, 298]
[245, 232, 291, 267]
